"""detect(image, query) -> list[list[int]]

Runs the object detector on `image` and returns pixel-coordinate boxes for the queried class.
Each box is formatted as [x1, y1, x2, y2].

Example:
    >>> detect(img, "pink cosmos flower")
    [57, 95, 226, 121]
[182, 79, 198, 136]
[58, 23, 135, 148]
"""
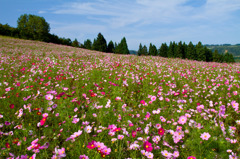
[118, 135, 124, 140]
[161, 150, 172, 158]
[151, 96, 156, 101]
[79, 154, 89, 159]
[200, 132, 211, 140]
[5, 87, 10, 92]
[45, 94, 53, 100]
[143, 141, 153, 152]
[55, 147, 66, 158]
[187, 156, 196, 159]
[178, 115, 187, 125]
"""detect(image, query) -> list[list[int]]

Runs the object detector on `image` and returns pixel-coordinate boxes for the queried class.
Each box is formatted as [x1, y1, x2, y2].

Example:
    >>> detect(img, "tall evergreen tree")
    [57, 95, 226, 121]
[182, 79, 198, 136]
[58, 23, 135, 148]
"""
[176, 41, 184, 58]
[149, 43, 158, 56]
[168, 41, 175, 58]
[92, 33, 107, 52]
[196, 41, 206, 61]
[107, 40, 115, 53]
[183, 42, 187, 59]
[186, 41, 196, 60]
[204, 46, 213, 62]
[159, 43, 168, 57]
[142, 45, 148, 56]
[138, 43, 143, 56]
[213, 50, 220, 62]
[84, 39, 92, 50]
[72, 38, 80, 47]
[115, 37, 129, 54]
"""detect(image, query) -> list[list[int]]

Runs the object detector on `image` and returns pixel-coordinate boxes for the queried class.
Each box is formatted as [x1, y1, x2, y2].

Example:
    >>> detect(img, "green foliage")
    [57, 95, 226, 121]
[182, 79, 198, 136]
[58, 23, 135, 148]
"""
[72, 39, 80, 47]
[187, 41, 196, 60]
[168, 41, 176, 58]
[92, 33, 107, 52]
[196, 42, 206, 61]
[159, 43, 168, 57]
[138, 43, 143, 56]
[107, 40, 115, 53]
[115, 37, 129, 54]
[0, 23, 19, 37]
[176, 41, 184, 58]
[142, 45, 148, 56]
[83, 39, 92, 50]
[17, 14, 50, 41]
[149, 43, 158, 56]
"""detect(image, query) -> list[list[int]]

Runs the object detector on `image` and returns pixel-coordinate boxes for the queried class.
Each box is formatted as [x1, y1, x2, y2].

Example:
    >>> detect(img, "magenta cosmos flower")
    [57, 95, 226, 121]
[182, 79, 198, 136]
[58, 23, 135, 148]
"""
[158, 128, 165, 135]
[87, 141, 96, 149]
[45, 94, 53, 100]
[187, 156, 196, 159]
[143, 141, 153, 152]
[200, 132, 211, 140]
[140, 100, 146, 104]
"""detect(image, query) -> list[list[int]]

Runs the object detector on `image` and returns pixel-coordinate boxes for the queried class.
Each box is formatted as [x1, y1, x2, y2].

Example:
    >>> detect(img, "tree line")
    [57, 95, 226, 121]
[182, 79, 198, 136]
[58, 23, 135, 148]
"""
[0, 14, 235, 63]
[138, 41, 235, 63]
[0, 14, 129, 54]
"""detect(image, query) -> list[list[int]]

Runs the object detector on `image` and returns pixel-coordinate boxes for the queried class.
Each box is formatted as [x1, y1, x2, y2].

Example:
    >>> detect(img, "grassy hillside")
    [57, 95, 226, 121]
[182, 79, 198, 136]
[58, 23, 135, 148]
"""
[0, 36, 240, 158]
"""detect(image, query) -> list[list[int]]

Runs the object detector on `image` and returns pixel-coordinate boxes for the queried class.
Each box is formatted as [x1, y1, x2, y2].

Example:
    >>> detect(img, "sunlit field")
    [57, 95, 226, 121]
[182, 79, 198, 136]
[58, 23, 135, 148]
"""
[0, 36, 239, 159]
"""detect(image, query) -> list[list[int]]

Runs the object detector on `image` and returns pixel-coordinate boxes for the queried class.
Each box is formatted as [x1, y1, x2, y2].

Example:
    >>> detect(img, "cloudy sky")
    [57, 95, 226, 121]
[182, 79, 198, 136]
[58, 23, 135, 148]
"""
[1, 0, 240, 50]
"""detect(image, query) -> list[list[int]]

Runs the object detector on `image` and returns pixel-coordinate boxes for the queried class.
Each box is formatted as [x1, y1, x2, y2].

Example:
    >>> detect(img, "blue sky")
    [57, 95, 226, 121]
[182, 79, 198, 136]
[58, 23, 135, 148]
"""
[1, 0, 240, 50]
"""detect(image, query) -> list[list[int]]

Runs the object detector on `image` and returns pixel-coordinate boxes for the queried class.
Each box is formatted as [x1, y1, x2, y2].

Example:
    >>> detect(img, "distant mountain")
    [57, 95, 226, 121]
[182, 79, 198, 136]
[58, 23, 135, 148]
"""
[205, 44, 240, 62]
[129, 50, 137, 55]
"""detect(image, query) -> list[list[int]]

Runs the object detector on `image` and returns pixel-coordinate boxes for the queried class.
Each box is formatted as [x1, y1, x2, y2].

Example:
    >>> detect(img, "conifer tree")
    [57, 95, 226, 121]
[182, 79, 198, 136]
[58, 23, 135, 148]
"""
[186, 41, 196, 60]
[84, 39, 92, 50]
[138, 43, 143, 56]
[107, 40, 114, 53]
[176, 41, 184, 58]
[168, 41, 175, 58]
[72, 38, 80, 47]
[142, 45, 148, 56]
[196, 41, 206, 61]
[92, 33, 107, 52]
[149, 43, 158, 56]
[159, 43, 168, 57]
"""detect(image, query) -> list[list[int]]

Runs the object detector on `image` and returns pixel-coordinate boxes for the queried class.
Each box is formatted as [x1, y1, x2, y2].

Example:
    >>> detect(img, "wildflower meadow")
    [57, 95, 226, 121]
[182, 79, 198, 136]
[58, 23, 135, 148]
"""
[0, 36, 240, 159]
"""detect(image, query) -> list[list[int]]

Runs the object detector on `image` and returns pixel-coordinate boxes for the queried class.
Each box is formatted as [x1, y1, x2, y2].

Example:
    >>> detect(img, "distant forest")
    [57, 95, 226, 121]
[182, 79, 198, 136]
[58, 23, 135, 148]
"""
[205, 44, 240, 62]
[0, 14, 236, 63]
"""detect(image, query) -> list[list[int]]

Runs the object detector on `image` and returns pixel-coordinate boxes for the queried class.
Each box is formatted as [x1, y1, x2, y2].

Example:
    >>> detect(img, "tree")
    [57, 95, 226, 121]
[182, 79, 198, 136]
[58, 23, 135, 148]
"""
[115, 37, 129, 54]
[186, 41, 196, 60]
[92, 33, 107, 52]
[107, 40, 115, 53]
[196, 41, 206, 61]
[168, 41, 175, 58]
[138, 43, 143, 56]
[176, 41, 184, 58]
[83, 39, 92, 50]
[213, 50, 220, 62]
[159, 43, 168, 57]
[149, 43, 158, 56]
[17, 14, 50, 41]
[204, 46, 213, 62]
[72, 38, 80, 47]
[183, 42, 187, 59]
[142, 45, 148, 56]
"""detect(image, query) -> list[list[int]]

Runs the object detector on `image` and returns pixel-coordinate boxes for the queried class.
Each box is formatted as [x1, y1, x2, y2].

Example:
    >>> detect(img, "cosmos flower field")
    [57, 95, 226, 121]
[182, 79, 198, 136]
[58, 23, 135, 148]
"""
[0, 36, 240, 159]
